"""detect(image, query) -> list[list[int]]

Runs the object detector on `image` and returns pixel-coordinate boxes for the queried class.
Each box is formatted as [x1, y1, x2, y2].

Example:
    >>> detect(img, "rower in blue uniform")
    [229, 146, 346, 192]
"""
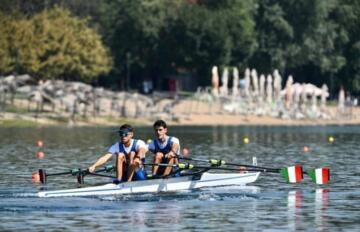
[148, 120, 181, 177]
[88, 124, 147, 183]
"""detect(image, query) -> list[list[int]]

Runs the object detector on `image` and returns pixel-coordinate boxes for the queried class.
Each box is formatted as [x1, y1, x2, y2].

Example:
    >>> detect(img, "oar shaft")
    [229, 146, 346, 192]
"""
[225, 162, 280, 171]
[46, 171, 72, 176]
[146, 163, 278, 173]
[191, 165, 279, 173]
[87, 172, 116, 178]
[180, 156, 280, 171]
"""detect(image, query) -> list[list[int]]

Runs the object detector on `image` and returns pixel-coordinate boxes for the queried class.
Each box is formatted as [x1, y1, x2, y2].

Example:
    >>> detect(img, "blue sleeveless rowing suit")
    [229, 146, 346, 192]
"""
[152, 137, 180, 176]
[118, 139, 146, 181]
[153, 136, 173, 155]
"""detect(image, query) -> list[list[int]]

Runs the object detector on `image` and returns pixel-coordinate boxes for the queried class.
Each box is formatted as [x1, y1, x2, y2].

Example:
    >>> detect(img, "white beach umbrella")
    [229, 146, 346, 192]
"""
[232, 67, 239, 97]
[285, 75, 294, 109]
[211, 66, 219, 97]
[273, 69, 282, 99]
[244, 68, 251, 97]
[320, 84, 329, 110]
[251, 69, 259, 96]
[266, 74, 273, 104]
[259, 74, 265, 101]
[338, 87, 345, 113]
[220, 67, 229, 96]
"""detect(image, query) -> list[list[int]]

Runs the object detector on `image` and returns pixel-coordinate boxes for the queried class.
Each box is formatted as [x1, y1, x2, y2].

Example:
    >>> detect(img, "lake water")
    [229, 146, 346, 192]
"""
[0, 125, 359, 231]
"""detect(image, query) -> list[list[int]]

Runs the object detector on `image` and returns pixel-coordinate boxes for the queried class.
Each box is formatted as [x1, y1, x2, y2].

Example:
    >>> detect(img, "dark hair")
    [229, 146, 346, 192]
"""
[119, 124, 134, 132]
[153, 120, 167, 129]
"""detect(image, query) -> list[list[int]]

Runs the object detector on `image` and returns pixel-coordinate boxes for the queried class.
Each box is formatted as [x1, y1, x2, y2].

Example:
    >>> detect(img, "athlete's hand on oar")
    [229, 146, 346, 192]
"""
[165, 151, 177, 159]
[88, 165, 96, 173]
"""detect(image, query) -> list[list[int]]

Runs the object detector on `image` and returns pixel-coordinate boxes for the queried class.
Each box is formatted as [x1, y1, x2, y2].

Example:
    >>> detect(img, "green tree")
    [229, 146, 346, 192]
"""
[31, 7, 112, 82]
[102, 0, 256, 88]
[166, 0, 256, 73]
[288, 1, 347, 75]
[0, 7, 112, 82]
[0, 13, 15, 73]
[100, 0, 184, 89]
[250, 0, 294, 73]
[252, 0, 349, 91]
[335, 0, 360, 93]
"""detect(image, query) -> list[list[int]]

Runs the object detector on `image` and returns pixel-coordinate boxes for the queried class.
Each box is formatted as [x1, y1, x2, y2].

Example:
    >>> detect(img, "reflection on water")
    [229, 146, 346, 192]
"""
[0, 126, 359, 231]
[287, 190, 303, 231]
[315, 189, 329, 231]
[287, 189, 330, 231]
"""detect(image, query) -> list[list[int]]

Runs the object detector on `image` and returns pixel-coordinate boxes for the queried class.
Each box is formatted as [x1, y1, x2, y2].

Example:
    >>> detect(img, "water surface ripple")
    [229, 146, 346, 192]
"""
[0, 126, 359, 231]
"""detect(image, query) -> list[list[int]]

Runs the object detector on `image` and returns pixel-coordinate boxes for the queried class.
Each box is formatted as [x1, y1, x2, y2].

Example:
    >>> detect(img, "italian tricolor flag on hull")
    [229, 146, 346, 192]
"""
[308, 167, 330, 184]
[280, 165, 303, 183]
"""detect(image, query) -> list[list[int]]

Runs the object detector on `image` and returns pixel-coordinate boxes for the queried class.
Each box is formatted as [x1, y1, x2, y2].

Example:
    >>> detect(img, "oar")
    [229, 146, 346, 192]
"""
[180, 156, 279, 171]
[36, 165, 115, 184]
[178, 156, 330, 184]
[147, 163, 280, 173]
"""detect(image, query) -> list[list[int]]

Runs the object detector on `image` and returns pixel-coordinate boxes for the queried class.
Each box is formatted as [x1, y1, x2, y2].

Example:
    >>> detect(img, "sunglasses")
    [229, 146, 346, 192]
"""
[118, 131, 130, 137]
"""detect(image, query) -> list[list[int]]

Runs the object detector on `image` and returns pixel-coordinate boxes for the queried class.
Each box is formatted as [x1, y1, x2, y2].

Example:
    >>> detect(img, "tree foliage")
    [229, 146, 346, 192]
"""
[0, 7, 112, 82]
[101, 0, 256, 87]
[1, 0, 360, 94]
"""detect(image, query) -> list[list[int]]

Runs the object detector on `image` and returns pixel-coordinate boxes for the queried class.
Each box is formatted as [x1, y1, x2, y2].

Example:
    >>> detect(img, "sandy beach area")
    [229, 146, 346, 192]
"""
[1, 99, 359, 127]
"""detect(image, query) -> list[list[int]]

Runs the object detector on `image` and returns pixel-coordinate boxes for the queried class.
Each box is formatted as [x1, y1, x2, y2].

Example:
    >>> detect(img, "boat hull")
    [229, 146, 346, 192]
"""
[38, 172, 260, 198]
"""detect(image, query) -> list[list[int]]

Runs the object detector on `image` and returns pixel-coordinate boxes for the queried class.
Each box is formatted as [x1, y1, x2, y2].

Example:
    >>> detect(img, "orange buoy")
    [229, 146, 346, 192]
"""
[303, 146, 309, 153]
[182, 148, 189, 156]
[36, 151, 45, 159]
[239, 166, 247, 173]
[31, 171, 40, 183]
[37, 140, 44, 147]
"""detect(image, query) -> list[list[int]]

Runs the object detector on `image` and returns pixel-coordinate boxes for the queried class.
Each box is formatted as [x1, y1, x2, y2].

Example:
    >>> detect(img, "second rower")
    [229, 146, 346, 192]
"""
[148, 120, 181, 177]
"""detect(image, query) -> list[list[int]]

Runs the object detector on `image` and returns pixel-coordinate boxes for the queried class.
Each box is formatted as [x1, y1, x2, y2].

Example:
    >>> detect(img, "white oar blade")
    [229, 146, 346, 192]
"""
[280, 165, 303, 183]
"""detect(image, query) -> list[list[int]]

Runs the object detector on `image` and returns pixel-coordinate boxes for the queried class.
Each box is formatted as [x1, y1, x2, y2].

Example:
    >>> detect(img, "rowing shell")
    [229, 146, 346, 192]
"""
[38, 172, 260, 198]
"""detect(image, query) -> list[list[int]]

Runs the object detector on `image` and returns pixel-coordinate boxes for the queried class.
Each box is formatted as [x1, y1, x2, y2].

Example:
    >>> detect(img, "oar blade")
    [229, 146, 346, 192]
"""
[38, 169, 47, 184]
[307, 167, 330, 184]
[280, 165, 303, 183]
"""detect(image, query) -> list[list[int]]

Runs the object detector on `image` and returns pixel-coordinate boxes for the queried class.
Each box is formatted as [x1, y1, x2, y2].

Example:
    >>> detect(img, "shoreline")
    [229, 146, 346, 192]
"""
[1, 111, 359, 127]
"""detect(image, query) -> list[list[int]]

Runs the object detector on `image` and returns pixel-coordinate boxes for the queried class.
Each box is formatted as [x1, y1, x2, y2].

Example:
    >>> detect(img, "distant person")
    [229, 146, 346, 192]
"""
[148, 120, 180, 177]
[88, 124, 147, 183]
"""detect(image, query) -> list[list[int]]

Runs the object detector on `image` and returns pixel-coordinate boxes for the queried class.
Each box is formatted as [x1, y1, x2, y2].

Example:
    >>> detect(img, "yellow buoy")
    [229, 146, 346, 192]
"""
[243, 137, 249, 144]
[328, 136, 335, 143]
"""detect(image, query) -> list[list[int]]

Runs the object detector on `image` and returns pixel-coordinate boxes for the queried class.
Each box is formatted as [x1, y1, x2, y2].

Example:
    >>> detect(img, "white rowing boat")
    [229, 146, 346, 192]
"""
[38, 172, 260, 197]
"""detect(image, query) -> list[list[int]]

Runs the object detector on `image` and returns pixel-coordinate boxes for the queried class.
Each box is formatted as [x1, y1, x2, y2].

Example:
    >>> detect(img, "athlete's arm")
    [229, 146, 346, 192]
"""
[136, 140, 148, 160]
[137, 147, 146, 160]
[166, 142, 179, 158]
[88, 153, 112, 172]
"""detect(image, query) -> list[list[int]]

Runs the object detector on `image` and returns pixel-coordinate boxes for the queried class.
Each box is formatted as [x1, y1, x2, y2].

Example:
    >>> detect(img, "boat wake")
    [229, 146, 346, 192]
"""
[97, 185, 261, 202]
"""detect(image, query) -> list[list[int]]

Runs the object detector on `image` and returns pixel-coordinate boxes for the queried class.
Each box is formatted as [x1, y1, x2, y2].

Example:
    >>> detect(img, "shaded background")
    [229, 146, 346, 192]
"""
[1, 0, 360, 96]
